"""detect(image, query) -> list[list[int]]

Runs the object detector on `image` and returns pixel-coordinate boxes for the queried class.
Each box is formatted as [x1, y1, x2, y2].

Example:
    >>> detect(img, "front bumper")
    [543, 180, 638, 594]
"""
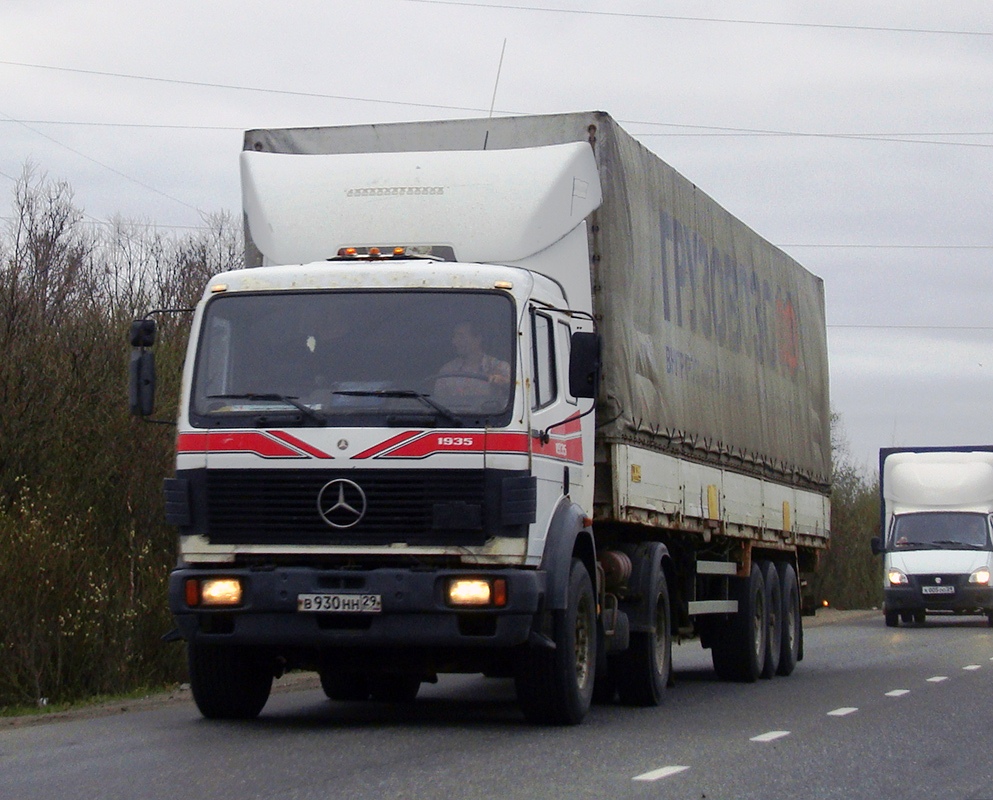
[169, 565, 546, 649]
[884, 582, 993, 614]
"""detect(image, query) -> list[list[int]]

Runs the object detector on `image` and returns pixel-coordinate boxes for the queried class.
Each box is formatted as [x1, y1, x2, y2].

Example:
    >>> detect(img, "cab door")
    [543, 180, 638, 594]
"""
[526, 306, 584, 561]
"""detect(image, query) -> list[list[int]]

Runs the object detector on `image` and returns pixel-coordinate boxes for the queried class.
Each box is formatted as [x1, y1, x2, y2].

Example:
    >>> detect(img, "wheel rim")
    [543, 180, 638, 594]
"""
[752, 590, 765, 661]
[653, 596, 669, 676]
[785, 597, 797, 648]
[575, 593, 593, 689]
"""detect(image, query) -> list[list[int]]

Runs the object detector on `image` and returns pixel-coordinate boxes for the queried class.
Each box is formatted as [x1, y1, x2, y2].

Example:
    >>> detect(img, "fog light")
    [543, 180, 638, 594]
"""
[447, 578, 507, 608]
[199, 578, 243, 607]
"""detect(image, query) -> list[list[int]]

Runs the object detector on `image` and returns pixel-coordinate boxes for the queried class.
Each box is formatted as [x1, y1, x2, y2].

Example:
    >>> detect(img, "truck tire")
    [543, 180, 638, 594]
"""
[614, 565, 672, 706]
[760, 561, 782, 679]
[776, 562, 802, 676]
[712, 562, 766, 683]
[187, 641, 273, 720]
[884, 610, 899, 627]
[515, 558, 597, 725]
[319, 670, 371, 702]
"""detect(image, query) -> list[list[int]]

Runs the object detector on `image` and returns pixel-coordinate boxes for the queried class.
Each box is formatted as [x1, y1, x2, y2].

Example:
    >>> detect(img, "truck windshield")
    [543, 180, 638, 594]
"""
[890, 512, 991, 550]
[190, 290, 515, 428]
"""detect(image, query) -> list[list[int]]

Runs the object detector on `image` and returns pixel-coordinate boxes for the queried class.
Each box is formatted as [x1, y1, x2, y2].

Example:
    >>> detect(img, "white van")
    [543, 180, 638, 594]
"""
[872, 448, 993, 627]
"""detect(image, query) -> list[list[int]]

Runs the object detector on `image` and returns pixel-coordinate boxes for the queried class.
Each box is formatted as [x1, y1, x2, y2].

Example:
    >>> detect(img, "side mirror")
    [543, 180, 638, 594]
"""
[129, 349, 156, 417]
[130, 318, 156, 347]
[870, 536, 884, 556]
[569, 331, 601, 399]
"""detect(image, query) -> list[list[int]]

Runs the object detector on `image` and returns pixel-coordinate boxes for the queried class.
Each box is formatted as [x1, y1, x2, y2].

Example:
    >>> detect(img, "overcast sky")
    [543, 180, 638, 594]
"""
[2, 0, 992, 473]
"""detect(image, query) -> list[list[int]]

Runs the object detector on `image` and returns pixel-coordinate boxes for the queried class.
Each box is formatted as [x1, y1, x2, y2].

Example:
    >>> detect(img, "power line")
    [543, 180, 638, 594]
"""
[397, 0, 993, 37]
[828, 324, 993, 331]
[4, 117, 992, 149]
[0, 107, 205, 215]
[0, 59, 494, 115]
[2, 61, 991, 149]
[783, 244, 993, 250]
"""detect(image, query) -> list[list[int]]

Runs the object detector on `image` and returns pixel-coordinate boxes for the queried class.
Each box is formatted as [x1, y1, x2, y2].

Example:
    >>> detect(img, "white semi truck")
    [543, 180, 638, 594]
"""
[130, 111, 831, 724]
[873, 447, 993, 627]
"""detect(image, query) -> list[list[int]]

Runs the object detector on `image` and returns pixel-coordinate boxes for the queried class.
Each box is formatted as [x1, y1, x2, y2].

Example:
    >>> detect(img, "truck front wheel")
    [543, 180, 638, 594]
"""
[187, 641, 273, 719]
[515, 558, 597, 725]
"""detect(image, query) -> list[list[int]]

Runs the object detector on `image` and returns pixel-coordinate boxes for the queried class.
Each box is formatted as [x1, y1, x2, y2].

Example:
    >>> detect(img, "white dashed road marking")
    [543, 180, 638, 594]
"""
[963, 665, 981, 671]
[927, 676, 948, 683]
[885, 689, 910, 697]
[633, 766, 690, 782]
[750, 731, 791, 743]
[827, 707, 858, 716]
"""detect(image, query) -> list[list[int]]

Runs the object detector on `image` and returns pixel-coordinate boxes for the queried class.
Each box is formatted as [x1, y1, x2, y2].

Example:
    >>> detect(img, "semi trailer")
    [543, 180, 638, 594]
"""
[131, 110, 831, 724]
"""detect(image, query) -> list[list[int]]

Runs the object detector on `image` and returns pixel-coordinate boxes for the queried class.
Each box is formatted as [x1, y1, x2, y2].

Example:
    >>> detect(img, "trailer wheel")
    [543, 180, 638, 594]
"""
[712, 561, 766, 682]
[760, 561, 782, 679]
[615, 565, 672, 706]
[319, 670, 371, 702]
[515, 558, 596, 725]
[884, 610, 899, 627]
[187, 641, 273, 720]
[776, 562, 802, 676]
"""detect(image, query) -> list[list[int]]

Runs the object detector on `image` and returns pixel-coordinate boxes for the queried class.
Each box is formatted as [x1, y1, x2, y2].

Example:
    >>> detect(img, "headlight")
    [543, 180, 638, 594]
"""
[446, 577, 507, 608]
[969, 567, 991, 585]
[887, 569, 909, 586]
[186, 577, 243, 607]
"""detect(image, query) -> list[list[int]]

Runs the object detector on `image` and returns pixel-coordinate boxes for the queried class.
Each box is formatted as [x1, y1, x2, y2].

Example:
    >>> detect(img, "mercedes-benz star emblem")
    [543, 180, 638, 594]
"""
[317, 479, 367, 529]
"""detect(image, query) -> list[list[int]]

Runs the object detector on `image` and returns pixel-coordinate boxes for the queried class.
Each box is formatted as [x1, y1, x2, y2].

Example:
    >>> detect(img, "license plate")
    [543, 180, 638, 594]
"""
[922, 586, 955, 595]
[297, 593, 382, 613]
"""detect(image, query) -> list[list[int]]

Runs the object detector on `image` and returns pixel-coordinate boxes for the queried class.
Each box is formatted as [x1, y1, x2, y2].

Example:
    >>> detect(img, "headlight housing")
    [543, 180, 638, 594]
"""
[185, 577, 244, 607]
[446, 577, 507, 608]
[887, 568, 909, 586]
[969, 567, 991, 585]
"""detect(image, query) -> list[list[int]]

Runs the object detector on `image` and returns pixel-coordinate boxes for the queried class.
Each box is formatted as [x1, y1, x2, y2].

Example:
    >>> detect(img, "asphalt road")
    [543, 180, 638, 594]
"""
[3, 610, 993, 800]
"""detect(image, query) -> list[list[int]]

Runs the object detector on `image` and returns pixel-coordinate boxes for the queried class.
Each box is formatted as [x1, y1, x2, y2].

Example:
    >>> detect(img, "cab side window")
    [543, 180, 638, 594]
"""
[531, 311, 557, 409]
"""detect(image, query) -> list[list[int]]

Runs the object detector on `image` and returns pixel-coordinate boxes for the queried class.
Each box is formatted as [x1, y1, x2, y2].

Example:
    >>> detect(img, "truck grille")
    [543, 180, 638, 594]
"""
[203, 468, 489, 546]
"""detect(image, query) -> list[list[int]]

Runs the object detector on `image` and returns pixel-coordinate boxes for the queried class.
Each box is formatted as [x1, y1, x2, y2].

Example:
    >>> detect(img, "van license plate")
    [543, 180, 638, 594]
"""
[297, 593, 382, 613]
[921, 586, 954, 595]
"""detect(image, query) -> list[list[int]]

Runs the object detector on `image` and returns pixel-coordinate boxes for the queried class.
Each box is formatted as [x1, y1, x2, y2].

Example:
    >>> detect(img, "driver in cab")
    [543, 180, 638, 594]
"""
[434, 321, 510, 405]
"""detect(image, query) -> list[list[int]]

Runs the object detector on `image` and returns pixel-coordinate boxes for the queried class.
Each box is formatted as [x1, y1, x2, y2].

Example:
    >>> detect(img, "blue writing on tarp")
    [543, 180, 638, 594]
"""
[658, 210, 801, 376]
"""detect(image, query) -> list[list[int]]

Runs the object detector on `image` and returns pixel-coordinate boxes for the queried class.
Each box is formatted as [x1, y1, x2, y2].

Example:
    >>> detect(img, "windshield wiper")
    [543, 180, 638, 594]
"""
[332, 389, 462, 427]
[207, 393, 326, 426]
[930, 540, 986, 549]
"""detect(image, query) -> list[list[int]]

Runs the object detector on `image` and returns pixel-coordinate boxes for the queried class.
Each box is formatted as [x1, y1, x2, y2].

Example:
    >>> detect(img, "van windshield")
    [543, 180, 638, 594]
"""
[890, 512, 991, 550]
[190, 289, 515, 428]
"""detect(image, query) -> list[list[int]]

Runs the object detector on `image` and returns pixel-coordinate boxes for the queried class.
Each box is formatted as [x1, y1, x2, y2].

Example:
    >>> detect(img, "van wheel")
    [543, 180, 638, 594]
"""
[369, 674, 421, 703]
[913, 611, 926, 625]
[516, 558, 596, 725]
[885, 610, 899, 627]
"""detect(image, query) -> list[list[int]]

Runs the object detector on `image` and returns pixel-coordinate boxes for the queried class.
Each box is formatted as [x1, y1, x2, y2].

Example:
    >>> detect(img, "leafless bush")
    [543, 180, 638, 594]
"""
[0, 167, 242, 707]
